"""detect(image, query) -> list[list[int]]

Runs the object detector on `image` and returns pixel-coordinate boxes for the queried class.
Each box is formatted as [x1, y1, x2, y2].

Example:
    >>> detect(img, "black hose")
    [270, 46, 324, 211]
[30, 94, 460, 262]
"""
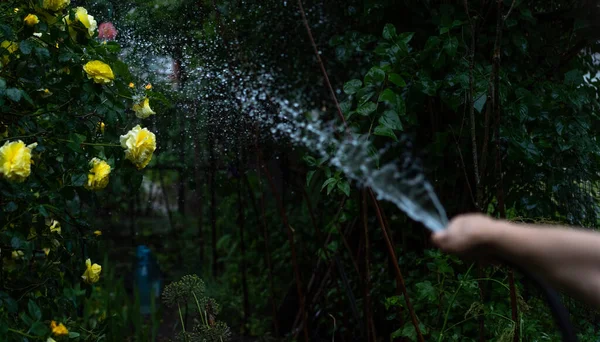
[502, 260, 578, 342]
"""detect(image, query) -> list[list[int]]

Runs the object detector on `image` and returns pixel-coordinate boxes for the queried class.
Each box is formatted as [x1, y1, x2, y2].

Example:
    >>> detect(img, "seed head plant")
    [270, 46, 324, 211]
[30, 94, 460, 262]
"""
[162, 275, 230, 342]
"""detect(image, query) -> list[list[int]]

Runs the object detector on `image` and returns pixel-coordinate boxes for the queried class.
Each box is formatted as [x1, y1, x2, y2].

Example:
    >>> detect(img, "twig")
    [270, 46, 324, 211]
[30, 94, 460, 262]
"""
[297, 0, 348, 130]
[492, 1, 520, 341]
[449, 125, 476, 207]
[252, 132, 280, 337]
[504, 0, 517, 21]
[361, 190, 376, 342]
[463, 0, 481, 208]
[368, 190, 424, 342]
[259, 155, 309, 342]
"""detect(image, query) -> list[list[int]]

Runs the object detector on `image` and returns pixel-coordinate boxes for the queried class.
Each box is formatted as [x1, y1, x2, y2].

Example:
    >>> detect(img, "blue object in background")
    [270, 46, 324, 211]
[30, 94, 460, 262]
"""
[134, 245, 163, 315]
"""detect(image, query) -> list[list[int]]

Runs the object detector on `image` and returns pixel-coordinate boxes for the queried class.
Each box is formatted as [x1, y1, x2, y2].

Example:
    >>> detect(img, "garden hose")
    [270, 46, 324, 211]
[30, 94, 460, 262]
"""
[500, 260, 578, 342]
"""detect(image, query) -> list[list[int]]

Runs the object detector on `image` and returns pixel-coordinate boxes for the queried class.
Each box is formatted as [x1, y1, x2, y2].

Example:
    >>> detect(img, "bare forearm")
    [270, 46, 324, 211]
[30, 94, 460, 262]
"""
[490, 221, 600, 308]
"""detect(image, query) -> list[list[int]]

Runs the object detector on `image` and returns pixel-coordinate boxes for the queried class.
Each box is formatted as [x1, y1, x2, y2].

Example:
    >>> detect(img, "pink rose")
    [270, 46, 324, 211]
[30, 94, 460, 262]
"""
[97, 22, 117, 41]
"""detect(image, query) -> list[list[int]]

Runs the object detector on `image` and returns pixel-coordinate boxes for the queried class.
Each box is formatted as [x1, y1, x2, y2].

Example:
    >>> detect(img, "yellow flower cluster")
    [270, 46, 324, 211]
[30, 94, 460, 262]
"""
[0, 140, 37, 182]
[84, 158, 111, 191]
[120, 125, 157, 169]
[50, 320, 69, 336]
[64, 7, 97, 40]
[83, 60, 114, 84]
[24, 14, 39, 26]
[133, 98, 156, 119]
[1, 40, 18, 65]
[49, 219, 61, 234]
[82, 258, 101, 284]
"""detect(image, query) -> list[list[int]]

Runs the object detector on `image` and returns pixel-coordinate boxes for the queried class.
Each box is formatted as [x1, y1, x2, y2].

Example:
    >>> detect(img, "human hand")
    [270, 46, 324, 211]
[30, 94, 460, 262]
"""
[431, 213, 501, 257]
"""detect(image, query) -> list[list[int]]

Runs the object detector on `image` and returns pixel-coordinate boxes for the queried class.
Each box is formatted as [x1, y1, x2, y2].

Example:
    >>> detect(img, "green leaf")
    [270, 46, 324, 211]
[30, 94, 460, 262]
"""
[321, 178, 337, 192]
[356, 102, 377, 116]
[424, 36, 440, 51]
[20, 89, 33, 105]
[337, 180, 350, 197]
[34, 47, 50, 59]
[306, 170, 316, 187]
[343, 79, 362, 95]
[364, 66, 385, 86]
[473, 93, 487, 113]
[379, 110, 403, 131]
[6, 88, 21, 102]
[19, 40, 34, 55]
[388, 73, 406, 87]
[38, 205, 49, 218]
[439, 27, 449, 34]
[326, 181, 336, 195]
[67, 133, 86, 152]
[28, 321, 49, 336]
[418, 77, 438, 96]
[379, 90, 406, 115]
[378, 88, 396, 103]
[69, 331, 81, 338]
[444, 36, 458, 57]
[564, 69, 583, 86]
[5, 202, 17, 212]
[398, 32, 415, 45]
[28, 300, 42, 321]
[303, 155, 317, 166]
[71, 173, 87, 187]
[339, 100, 352, 114]
[10, 237, 21, 249]
[374, 124, 398, 141]
[415, 281, 437, 301]
[0, 78, 6, 90]
[356, 87, 375, 105]
[104, 42, 121, 53]
[382, 24, 397, 40]
[58, 52, 74, 62]
[0, 292, 18, 313]
[20, 312, 33, 326]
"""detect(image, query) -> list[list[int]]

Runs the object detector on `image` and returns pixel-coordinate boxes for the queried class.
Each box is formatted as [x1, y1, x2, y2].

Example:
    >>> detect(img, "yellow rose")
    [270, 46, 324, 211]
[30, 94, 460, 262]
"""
[145, 83, 152, 90]
[0, 140, 37, 182]
[42, 0, 70, 11]
[50, 321, 69, 336]
[84, 158, 111, 191]
[11, 250, 24, 260]
[1, 41, 18, 65]
[120, 125, 157, 169]
[82, 258, 101, 284]
[132, 98, 156, 119]
[24, 14, 40, 26]
[83, 60, 114, 84]
[93, 230, 102, 236]
[128, 82, 135, 88]
[49, 219, 61, 234]
[64, 7, 97, 40]
[98, 122, 105, 134]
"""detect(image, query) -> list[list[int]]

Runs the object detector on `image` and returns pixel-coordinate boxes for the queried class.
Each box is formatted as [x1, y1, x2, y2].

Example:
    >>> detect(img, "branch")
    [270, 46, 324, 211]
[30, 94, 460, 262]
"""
[464, 0, 481, 208]
[297, 0, 348, 130]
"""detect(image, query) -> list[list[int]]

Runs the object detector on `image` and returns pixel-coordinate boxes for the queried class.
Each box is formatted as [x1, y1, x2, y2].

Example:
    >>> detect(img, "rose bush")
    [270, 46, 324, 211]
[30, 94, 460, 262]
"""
[0, 0, 162, 340]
